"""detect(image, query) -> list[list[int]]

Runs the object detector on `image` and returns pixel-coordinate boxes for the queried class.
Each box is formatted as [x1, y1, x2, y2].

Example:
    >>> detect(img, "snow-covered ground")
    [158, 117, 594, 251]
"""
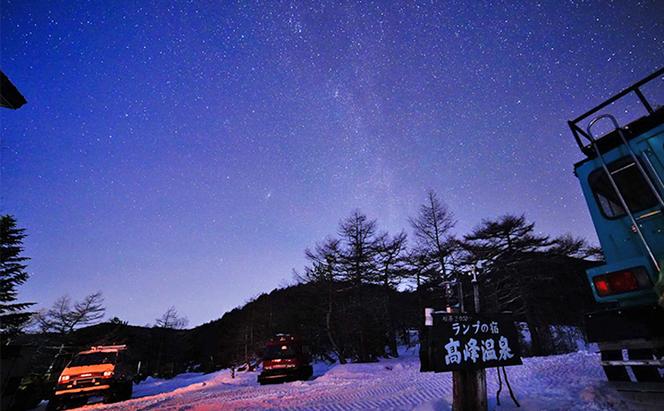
[37, 347, 662, 411]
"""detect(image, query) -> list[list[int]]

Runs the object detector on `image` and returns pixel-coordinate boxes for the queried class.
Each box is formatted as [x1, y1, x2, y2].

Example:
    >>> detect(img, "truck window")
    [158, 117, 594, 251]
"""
[263, 344, 297, 360]
[69, 352, 117, 367]
[588, 157, 659, 219]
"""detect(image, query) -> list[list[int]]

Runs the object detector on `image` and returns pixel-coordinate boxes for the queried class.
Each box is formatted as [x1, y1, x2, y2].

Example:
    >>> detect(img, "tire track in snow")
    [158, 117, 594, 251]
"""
[75, 351, 652, 411]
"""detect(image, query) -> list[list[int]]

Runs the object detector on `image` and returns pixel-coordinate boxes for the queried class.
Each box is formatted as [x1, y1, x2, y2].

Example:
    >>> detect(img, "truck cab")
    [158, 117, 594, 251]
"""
[48, 345, 134, 410]
[569, 68, 664, 385]
[258, 334, 313, 385]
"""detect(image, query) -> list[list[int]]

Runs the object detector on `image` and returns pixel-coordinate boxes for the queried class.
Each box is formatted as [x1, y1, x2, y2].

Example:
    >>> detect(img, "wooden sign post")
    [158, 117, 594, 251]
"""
[421, 311, 522, 410]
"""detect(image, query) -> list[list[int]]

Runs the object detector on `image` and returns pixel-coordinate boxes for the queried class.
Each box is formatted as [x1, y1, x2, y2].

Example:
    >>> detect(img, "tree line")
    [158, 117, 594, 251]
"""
[292, 190, 601, 363]
[2, 188, 603, 387]
[1, 214, 190, 341]
[186, 191, 602, 369]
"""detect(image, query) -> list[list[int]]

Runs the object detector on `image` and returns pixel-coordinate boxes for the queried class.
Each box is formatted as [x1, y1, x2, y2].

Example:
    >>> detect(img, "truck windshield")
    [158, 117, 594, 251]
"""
[69, 352, 117, 367]
[588, 157, 659, 219]
[263, 344, 296, 359]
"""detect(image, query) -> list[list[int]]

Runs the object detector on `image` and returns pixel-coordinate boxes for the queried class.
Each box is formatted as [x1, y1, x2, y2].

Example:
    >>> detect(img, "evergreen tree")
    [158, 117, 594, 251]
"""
[462, 214, 552, 354]
[0, 214, 35, 338]
[463, 214, 550, 264]
[549, 233, 603, 260]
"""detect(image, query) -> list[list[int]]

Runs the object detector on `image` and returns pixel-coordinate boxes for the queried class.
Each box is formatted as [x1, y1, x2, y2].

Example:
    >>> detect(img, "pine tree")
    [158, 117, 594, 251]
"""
[0, 215, 35, 337]
[462, 214, 552, 354]
[463, 214, 550, 264]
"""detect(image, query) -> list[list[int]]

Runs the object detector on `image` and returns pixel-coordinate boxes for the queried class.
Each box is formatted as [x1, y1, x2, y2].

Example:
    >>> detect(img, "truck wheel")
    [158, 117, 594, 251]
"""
[104, 389, 122, 404]
[629, 348, 663, 382]
[600, 349, 630, 381]
[69, 398, 88, 408]
[47, 396, 81, 411]
[302, 366, 313, 380]
[46, 398, 62, 411]
[123, 381, 134, 400]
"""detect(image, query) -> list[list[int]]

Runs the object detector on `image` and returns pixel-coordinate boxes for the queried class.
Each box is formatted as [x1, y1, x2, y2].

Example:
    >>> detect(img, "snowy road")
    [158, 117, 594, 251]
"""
[51, 348, 660, 411]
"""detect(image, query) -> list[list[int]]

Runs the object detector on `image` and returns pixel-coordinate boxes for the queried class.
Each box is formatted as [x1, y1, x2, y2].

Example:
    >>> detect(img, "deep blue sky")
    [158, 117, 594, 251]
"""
[1, 1, 663, 326]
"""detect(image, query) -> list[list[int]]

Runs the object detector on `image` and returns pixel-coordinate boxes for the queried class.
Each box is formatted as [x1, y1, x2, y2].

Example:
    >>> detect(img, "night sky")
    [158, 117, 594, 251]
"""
[1, 1, 663, 326]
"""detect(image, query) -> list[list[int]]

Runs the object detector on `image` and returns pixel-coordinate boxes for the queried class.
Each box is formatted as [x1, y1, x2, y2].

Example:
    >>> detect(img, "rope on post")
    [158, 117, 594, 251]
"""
[501, 366, 520, 407]
[496, 366, 503, 406]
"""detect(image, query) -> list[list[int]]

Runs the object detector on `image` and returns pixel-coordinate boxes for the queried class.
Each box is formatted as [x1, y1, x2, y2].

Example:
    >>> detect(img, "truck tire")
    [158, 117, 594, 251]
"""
[45, 398, 61, 411]
[104, 388, 122, 404]
[48, 397, 85, 410]
[301, 365, 313, 380]
[69, 398, 88, 408]
[123, 381, 134, 400]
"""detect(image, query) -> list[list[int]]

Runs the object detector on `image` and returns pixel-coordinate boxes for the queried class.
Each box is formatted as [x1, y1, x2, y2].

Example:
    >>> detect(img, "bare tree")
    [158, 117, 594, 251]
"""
[409, 190, 457, 282]
[375, 231, 408, 288]
[336, 211, 384, 362]
[375, 231, 408, 357]
[35, 292, 105, 334]
[337, 211, 380, 287]
[155, 306, 188, 329]
[300, 238, 347, 363]
[300, 238, 342, 284]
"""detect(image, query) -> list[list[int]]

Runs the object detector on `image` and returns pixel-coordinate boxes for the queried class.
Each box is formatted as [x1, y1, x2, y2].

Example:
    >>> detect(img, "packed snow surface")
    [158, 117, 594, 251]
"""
[43, 347, 661, 410]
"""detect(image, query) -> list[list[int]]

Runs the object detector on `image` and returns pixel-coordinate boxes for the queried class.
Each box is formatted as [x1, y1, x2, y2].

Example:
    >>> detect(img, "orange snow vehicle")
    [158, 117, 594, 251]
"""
[48, 345, 134, 410]
[258, 334, 313, 384]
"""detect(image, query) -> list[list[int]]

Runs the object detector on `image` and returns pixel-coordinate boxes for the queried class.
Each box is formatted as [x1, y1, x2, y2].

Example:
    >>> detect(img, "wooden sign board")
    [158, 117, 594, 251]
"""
[422, 312, 522, 372]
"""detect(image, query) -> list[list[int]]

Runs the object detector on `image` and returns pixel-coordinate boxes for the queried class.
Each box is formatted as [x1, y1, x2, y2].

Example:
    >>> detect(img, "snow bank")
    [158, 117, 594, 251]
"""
[133, 372, 216, 398]
[54, 347, 656, 410]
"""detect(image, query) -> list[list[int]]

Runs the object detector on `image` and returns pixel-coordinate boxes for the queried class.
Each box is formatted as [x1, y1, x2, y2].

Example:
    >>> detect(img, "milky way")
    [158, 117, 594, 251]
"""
[1, 1, 662, 325]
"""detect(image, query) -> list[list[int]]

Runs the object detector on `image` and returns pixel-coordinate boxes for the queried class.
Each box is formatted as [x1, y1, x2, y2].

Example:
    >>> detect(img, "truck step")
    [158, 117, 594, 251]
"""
[600, 359, 664, 367]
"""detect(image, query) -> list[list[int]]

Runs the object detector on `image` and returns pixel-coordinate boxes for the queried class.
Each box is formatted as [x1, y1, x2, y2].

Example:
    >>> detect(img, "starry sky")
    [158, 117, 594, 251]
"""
[1, 1, 663, 327]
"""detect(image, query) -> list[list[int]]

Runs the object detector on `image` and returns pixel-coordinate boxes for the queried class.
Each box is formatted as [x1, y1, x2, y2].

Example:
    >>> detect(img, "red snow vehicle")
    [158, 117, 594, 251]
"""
[258, 334, 313, 384]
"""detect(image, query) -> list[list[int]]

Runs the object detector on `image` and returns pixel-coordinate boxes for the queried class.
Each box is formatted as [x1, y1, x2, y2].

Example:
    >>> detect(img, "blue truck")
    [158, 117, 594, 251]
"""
[569, 68, 664, 387]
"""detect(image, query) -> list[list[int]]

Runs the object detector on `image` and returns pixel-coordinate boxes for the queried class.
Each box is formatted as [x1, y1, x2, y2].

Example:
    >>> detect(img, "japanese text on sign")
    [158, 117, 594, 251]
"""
[422, 312, 522, 372]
